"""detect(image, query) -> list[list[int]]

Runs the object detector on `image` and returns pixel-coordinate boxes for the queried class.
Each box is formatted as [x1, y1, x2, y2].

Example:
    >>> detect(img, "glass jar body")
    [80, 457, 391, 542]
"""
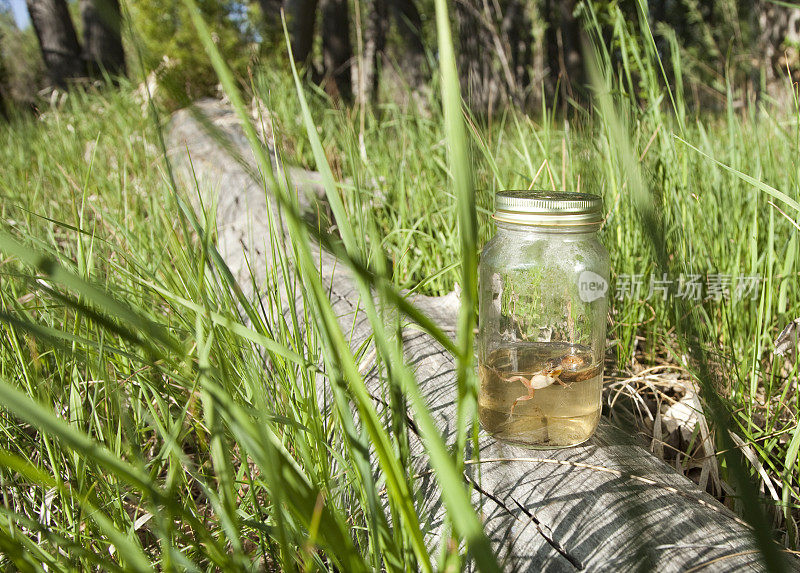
[478, 222, 609, 448]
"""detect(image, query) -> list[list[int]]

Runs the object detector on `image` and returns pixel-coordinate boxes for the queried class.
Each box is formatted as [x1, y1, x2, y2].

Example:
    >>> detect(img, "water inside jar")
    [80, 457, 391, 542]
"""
[478, 341, 602, 448]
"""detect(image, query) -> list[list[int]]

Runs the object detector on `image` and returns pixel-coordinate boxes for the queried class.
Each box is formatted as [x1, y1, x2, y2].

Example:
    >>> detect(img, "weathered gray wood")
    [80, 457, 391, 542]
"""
[168, 99, 797, 572]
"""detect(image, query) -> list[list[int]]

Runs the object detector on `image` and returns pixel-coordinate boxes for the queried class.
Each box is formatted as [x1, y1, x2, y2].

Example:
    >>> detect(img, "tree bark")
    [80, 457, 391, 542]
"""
[26, 0, 85, 88]
[256, 0, 283, 19]
[501, 0, 530, 103]
[254, 0, 283, 35]
[0, 74, 7, 120]
[544, 0, 584, 108]
[0, 31, 8, 119]
[756, 0, 800, 100]
[454, 0, 533, 113]
[455, 0, 500, 113]
[388, 0, 425, 91]
[80, 0, 126, 79]
[358, 0, 387, 105]
[320, 0, 352, 102]
[285, 0, 318, 64]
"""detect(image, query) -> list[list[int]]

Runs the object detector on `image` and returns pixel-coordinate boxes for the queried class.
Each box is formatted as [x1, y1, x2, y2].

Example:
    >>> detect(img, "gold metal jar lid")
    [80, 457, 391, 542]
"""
[493, 190, 604, 228]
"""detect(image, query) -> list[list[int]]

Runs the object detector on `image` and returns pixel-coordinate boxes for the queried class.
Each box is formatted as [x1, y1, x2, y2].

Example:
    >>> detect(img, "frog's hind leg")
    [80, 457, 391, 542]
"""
[509, 388, 535, 419]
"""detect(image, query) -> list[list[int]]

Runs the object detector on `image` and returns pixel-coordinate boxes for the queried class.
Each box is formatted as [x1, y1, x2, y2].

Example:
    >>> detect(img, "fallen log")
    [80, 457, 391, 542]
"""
[168, 99, 793, 572]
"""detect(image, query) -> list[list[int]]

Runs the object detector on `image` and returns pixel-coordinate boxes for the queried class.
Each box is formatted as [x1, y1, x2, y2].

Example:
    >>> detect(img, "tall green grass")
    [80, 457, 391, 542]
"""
[0, 1, 797, 570]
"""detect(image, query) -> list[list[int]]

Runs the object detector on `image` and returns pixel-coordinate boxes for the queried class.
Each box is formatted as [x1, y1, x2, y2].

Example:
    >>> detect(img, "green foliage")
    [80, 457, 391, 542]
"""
[0, 11, 44, 106]
[255, 3, 800, 552]
[0, 1, 798, 569]
[585, 0, 758, 105]
[127, 0, 256, 107]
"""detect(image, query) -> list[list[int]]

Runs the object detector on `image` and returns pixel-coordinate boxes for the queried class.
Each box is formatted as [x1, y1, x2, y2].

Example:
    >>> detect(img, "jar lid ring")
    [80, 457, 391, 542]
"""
[494, 190, 604, 227]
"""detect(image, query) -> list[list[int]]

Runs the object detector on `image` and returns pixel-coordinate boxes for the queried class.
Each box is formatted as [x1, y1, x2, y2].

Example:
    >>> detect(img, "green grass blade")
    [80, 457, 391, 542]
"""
[182, 2, 428, 569]
[433, 0, 478, 468]
[587, 40, 789, 572]
[675, 135, 800, 214]
[0, 229, 182, 357]
[0, 440, 152, 572]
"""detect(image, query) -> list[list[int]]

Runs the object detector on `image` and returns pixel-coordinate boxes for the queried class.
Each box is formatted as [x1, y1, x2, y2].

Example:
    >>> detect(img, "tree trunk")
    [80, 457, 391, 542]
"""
[501, 0, 530, 103]
[320, 0, 352, 102]
[285, 0, 318, 64]
[0, 32, 8, 119]
[255, 0, 283, 33]
[0, 72, 7, 120]
[388, 0, 426, 91]
[756, 0, 800, 101]
[256, 0, 283, 19]
[26, 0, 85, 88]
[80, 0, 125, 79]
[455, 0, 501, 113]
[544, 0, 584, 109]
[454, 0, 533, 114]
[358, 0, 387, 105]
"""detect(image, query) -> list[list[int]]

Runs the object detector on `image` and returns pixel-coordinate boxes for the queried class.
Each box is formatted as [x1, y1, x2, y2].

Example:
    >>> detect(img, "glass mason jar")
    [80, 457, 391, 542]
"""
[478, 190, 609, 448]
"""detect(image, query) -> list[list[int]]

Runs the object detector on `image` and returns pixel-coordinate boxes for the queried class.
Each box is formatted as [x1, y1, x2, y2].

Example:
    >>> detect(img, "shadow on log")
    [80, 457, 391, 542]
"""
[167, 99, 794, 572]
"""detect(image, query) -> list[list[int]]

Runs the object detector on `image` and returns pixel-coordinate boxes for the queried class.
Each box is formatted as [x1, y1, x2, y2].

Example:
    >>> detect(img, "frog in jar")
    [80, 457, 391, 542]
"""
[508, 353, 587, 417]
